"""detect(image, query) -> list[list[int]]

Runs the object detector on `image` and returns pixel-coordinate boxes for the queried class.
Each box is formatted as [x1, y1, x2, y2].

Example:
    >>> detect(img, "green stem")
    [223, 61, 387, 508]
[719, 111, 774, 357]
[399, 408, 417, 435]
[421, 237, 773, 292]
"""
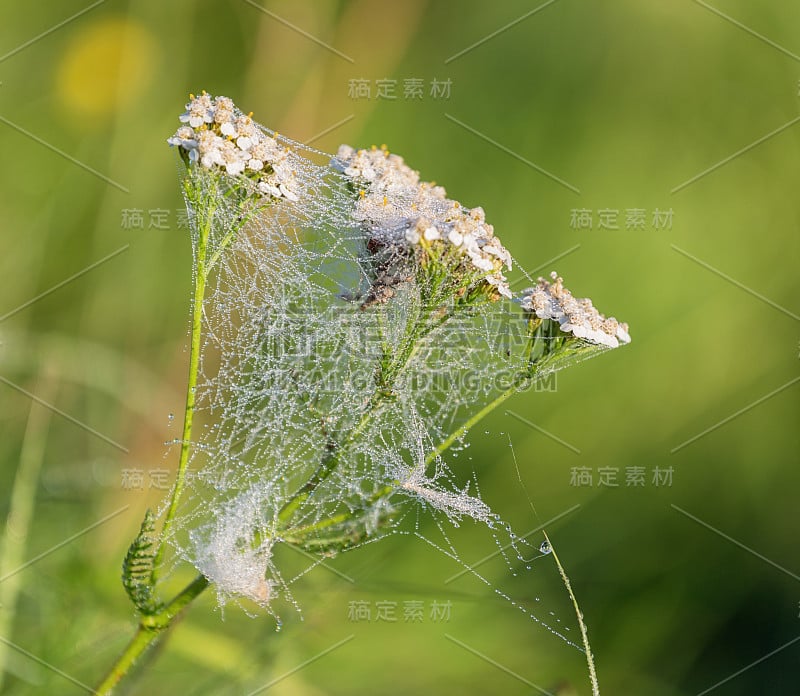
[205, 227, 234, 273]
[100, 174, 248, 693]
[95, 575, 209, 695]
[152, 204, 211, 578]
[281, 481, 398, 542]
[205, 199, 264, 273]
[155, 181, 263, 570]
[544, 531, 600, 695]
[425, 380, 519, 467]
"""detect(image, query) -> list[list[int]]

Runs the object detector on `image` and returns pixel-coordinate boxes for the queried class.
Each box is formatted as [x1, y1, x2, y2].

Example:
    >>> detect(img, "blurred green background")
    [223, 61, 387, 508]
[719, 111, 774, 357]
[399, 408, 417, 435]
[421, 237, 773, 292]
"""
[0, 1, 798, 694]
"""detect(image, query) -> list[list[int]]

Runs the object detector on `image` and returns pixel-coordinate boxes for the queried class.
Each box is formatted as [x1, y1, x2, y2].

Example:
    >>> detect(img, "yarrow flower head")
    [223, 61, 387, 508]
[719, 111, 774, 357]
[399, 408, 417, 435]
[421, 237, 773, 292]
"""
[333, 144, 513, 303]
[168, 91, 299, 202]
[520, 272, 631, 348]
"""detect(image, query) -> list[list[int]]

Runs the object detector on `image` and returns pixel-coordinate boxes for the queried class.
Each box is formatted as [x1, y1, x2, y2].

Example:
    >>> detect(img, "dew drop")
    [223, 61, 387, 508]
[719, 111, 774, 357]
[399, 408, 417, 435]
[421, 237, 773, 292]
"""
[539, 540, 552, 555]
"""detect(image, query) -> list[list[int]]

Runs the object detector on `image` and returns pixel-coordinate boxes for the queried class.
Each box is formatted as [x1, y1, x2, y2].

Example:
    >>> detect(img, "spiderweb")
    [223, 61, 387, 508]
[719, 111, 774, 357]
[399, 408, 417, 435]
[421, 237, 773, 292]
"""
[160, 101, 619, 655]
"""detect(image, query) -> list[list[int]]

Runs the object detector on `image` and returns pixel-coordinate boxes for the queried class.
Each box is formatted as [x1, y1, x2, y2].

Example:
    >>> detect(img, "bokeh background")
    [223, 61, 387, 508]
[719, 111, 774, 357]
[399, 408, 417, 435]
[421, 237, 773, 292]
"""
[0, 1, 798, 694]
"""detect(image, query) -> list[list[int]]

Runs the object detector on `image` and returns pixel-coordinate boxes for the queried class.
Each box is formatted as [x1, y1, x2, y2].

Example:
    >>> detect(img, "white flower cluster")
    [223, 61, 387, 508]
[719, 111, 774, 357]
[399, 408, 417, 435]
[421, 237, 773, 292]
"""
[521, 272, 631, 348]
[333, 144, 513, 299]
[168, 92, 299, 202]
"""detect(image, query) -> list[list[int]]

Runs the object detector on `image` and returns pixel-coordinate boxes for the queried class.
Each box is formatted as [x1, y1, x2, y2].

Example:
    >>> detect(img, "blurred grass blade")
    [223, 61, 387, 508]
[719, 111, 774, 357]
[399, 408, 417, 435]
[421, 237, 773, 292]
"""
[0, 380, 55, 691]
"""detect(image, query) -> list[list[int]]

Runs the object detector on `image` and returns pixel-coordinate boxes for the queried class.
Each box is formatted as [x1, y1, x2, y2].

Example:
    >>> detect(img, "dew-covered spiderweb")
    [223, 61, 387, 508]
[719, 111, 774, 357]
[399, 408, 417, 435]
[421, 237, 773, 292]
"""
[160, 103, 621, 654]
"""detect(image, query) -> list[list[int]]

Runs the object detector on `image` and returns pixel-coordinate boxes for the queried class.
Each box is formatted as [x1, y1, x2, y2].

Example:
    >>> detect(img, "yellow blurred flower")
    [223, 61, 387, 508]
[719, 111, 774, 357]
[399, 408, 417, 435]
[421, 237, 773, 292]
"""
[56, 17, 157, 121]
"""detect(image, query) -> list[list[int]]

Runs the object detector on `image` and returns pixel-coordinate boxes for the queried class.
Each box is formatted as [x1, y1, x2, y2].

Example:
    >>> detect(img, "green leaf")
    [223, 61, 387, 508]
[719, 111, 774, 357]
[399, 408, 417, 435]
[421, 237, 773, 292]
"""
[121, 510, 161, 615]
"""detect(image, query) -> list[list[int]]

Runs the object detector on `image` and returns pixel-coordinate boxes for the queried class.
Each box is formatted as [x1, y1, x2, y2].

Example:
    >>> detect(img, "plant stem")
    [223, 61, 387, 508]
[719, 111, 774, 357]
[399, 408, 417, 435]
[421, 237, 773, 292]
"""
[425, 380, 518, 467]
[95, 574, 209, 695]
[543, 531, 600, 696]
[152, 192, 213, 578]
[99, 175, 242, 693]
[205, 199, 263, 273]
[280, 481, 398, 543]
